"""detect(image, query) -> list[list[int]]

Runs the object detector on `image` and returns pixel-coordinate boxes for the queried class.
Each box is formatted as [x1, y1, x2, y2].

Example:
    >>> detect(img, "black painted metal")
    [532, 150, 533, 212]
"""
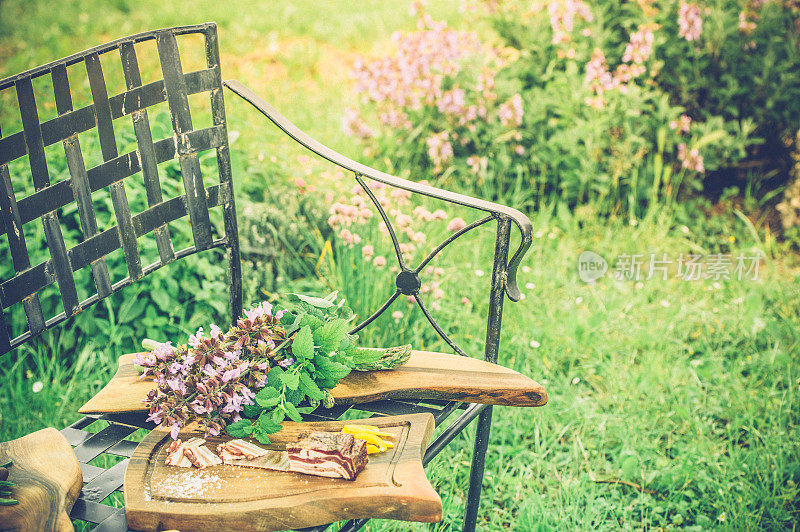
[91, 509, 131, 532]
[0, 24, 243, 355]
[73, 424, 137, 463]
[425, 403, 487, 465]
[223, 79, 532, 302]
[463, 218, 512, 532]
[80, 459, 129, 502]
[348, 289, 400, 334]
[119, 41, 176, 268]
[414, 293, 469, 357]
[70, 498, 120, 524]
[394, 269, 421, 295]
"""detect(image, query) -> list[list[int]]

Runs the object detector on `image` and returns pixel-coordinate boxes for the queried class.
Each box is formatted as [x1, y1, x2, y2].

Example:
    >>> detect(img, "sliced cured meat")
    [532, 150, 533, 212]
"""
[217, 439, 269, 461]
[184, 443, 223, 469]
[287, 432, 368, 481]
[225, 450, 290, 471]
[164, 438, 192, 467]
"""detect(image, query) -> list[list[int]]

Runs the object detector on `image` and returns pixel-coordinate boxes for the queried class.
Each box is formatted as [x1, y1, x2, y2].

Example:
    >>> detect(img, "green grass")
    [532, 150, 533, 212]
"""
[1, 1, 799, 530]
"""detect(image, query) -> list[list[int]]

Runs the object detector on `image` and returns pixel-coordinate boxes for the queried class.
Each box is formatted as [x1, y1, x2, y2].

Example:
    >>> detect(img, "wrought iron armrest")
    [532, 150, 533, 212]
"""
[223, 80, 532, 302]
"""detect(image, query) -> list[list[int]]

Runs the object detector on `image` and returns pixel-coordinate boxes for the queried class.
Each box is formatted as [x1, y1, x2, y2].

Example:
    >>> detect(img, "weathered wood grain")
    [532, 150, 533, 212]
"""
[79, 351, 547, 415]
[0, 428, 83, 532]
[125, 414, 441, 531]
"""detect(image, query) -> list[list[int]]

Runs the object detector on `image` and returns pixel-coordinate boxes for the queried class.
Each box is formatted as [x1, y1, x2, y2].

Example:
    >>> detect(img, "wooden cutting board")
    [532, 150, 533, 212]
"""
[79, 350, 547, 414]
[0, 428, 83, 532]
[125, 413, 441, 531]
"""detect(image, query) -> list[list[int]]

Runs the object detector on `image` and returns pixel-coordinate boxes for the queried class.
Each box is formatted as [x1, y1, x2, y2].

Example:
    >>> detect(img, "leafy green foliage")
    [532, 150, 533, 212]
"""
[227, 292, 365, 439]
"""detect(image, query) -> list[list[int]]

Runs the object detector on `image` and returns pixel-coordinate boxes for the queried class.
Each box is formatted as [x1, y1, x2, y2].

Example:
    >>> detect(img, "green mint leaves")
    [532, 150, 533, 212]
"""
[226, 292, 361, 440]
[225, 292, 411, 442]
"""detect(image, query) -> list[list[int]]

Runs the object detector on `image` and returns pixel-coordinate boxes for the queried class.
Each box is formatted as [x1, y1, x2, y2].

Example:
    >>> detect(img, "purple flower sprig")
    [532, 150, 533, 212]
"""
[135, 301, 290, 439]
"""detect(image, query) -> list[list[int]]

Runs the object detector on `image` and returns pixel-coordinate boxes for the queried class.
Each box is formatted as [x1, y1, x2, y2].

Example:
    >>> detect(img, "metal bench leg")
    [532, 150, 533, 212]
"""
[464, 405, 494, 532]
[463, 217, 512, 531]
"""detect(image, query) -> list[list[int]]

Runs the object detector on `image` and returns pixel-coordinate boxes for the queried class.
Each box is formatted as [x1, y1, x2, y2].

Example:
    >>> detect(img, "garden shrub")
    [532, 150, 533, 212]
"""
[343, 1, 785, 217]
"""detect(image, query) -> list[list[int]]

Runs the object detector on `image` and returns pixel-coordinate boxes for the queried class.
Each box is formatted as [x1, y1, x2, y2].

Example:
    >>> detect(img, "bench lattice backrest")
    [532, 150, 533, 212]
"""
[0, 23, 241, 355]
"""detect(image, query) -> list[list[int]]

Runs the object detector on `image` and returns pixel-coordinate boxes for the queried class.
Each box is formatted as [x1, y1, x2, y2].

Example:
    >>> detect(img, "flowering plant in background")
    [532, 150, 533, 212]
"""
[135, 293, 408, 443]
[344, 2, 528, 200]
[344, 0, 775, 217]
[327, 178, 465, 313]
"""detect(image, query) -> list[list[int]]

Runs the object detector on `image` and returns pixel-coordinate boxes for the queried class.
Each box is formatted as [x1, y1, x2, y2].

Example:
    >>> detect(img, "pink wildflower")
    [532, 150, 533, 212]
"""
[396, 213, 413, 228]
[392, 310, 404, 322]
[669, 114, 692, 134]
[378, 108, 411, 129]
[342, 107, 374, 138]
[413, 206, 435, 221]
[362, 245, 375, 259]
[244, 301, 273, 321]
[498, 93, 524, 127]
[399, 243, 416, 257]
[678, 2, 703, 41]
[391, 188, 413, 205]
[622, 25, 655, 64]
[436, 88, 466, 115]
[188, 328, 205, 348]
[432, 209, 448, 220]
[739, 11, 756, 34]
[548, 0, 594, 45]
[678, 143, 705, 172]
[466, 155, 485, 174]
[373, 256, 387, 267]
[585, 48, 615, 92]
[340, 229, 355, 245]
[447, 217, 467, 232]
[426, 132, 454, 172]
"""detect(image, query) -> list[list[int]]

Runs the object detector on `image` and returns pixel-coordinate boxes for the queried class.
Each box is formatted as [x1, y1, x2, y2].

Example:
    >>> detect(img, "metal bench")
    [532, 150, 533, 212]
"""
[0, 23, 534, 531]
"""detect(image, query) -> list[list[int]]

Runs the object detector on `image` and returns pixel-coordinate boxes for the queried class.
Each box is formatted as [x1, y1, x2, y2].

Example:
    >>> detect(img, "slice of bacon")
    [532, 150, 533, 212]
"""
[164, 438, 192, 468]
[225, 450, 290, 471]
[226, 439, 269, 460]
[286, 432, 368, 481]
[217, 439, 270, 462]
[184, 442, 223, 469]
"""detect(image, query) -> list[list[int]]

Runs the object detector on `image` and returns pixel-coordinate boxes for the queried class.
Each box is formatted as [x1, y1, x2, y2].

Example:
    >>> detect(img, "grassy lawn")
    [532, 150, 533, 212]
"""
[1, 1, 799, 530]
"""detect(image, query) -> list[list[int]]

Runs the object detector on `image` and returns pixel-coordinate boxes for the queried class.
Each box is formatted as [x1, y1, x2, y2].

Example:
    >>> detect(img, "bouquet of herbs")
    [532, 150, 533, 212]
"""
[135, 292, 410, 443]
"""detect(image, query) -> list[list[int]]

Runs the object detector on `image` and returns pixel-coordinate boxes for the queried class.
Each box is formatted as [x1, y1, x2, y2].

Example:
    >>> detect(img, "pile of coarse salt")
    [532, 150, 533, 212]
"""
[157, 469, 225, 499]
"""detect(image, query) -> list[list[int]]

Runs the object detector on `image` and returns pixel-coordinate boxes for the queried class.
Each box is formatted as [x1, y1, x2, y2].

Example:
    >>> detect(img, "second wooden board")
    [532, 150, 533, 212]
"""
[125, 414, 441, 531]
[80, 350, 547, 414]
